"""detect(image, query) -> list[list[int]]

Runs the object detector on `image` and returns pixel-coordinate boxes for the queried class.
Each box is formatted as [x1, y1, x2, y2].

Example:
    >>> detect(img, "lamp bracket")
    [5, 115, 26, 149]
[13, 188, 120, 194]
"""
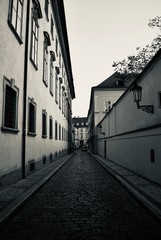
[138, 105, 153, 114]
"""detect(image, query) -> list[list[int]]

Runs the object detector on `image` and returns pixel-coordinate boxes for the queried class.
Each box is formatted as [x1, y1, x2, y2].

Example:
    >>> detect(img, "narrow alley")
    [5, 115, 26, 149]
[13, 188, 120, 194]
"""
[0, 150, 161, 240]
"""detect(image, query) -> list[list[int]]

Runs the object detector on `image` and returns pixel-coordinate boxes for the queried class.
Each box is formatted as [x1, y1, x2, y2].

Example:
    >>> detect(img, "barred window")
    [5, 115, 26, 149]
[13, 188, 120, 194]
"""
[42, 110, 47, 138]
[5, 85, 16, 129]
[2, 78, 19, 133]
[59, 124, 61, 140]
[55, 121, 58, 140]
[49, 116, 53, 139]
[8, 0, 24, 42]
[28, 99, 36, 135]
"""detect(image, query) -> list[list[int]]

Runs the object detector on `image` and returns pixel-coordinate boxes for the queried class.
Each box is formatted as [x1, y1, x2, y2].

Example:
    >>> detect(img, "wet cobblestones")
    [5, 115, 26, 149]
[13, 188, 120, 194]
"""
[0, 150, 161, 240]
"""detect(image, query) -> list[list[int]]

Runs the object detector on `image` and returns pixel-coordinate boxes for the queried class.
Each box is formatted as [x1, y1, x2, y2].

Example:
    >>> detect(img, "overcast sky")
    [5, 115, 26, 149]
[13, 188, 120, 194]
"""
[64, 0, 161, 117]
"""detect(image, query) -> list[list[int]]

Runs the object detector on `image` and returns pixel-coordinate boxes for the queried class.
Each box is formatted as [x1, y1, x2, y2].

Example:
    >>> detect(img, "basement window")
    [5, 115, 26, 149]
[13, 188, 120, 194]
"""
[158, 92, 161, 108]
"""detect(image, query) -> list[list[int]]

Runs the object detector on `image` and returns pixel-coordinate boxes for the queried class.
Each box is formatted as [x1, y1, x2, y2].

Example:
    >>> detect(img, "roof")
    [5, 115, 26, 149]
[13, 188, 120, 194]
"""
[72, 117, 87, 124]
[95, 72, 135, 89]
[51, 0, 75, 99]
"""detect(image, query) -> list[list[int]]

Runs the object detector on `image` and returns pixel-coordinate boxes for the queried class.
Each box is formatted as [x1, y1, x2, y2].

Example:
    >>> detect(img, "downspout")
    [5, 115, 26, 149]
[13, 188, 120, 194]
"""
[22, 0, 30, 178]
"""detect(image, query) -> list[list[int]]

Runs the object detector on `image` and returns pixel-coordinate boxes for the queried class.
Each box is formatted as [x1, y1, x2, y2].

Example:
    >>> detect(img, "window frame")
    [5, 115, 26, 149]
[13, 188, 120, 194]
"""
[51, 15, 54, 40]
[55, 121, 58, 140]
[49, 115, 53, 139]
[30, 9, 39, 69]
[44, 0, 49, 21]
[42, 109, 47, 138]
[43, 32, 51, 87]
[59, 124, 61, 140]
[1, 77, 19, 134]
[8, 0, 24, 43]
[28, 98, 37, 136]
[50, 51, 55, 96]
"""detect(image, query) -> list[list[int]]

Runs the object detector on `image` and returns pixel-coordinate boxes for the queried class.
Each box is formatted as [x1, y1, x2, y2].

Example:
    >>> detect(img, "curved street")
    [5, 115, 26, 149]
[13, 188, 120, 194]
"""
[0, 150, 161, 240]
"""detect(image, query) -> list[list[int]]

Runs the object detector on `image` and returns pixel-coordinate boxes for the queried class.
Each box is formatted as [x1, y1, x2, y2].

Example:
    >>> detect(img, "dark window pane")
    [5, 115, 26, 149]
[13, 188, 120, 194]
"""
[4, 85, 16, 128]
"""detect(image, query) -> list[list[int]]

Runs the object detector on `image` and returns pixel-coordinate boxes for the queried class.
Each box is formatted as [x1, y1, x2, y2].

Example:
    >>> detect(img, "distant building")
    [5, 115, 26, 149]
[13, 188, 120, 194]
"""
[0, 0, 75, 186]
[72, 117, 88, 147]
[87, 72, 134, 153]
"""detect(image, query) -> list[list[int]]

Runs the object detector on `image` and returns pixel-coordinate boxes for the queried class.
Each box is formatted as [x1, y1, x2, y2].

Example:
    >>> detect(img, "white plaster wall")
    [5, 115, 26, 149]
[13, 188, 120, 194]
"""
[26, 2, 69, 163]
[94, 89, 124, 127]
[97, 55, 161, 184]
[0, 1, 27, 175]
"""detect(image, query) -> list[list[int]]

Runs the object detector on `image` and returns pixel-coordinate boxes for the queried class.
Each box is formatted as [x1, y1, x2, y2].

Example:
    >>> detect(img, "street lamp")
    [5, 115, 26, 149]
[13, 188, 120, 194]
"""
[130, 83, 153, 114]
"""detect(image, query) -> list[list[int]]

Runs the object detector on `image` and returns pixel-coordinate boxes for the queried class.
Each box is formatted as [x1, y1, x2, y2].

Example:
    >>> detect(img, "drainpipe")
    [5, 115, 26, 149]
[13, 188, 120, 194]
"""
[22, 0, 30, 178]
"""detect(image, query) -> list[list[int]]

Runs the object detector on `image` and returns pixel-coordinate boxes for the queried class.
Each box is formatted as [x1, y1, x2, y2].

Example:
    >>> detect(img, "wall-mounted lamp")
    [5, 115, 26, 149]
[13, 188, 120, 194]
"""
[98, 124, 105, 135]
[130, 83, 153, 114]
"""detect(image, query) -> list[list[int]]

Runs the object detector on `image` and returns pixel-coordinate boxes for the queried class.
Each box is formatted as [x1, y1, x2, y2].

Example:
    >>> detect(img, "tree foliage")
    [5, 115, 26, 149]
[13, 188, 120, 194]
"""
[112, 16, 161, 76]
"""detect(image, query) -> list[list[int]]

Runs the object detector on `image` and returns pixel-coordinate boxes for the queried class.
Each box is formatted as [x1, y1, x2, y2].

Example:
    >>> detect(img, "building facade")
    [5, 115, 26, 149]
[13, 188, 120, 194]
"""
[0, 0, 75, 186]
[87, 73, 133, 153]
[72, 117, 88, 147]
[96, 49, 161, 185]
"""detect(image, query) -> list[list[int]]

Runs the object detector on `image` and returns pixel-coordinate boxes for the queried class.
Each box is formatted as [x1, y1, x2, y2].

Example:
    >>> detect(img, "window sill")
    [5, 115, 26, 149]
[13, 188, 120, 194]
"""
[27, 132, 37, 137]
[50, 91, 53, 97]
[8, 21, 23, 45]
[42, 135, 47, 138]
[43, 80, 48, 88]
[30, 58, 38, 70]
[1, 126, 20, 134]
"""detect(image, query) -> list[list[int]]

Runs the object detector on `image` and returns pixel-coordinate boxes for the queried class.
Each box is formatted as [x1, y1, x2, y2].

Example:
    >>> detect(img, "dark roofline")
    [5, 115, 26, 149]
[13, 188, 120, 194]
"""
[51, 0, 75, 99]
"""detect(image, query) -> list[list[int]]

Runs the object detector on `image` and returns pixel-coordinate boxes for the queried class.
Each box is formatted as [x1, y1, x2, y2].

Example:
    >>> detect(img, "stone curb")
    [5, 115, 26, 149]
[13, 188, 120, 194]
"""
[89, 151, 161, 221]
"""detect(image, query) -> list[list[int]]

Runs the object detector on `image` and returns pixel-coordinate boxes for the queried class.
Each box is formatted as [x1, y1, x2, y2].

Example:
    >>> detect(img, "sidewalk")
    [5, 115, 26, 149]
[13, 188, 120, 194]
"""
[89, 151, 161, 221]
[0, 153, 74, 227]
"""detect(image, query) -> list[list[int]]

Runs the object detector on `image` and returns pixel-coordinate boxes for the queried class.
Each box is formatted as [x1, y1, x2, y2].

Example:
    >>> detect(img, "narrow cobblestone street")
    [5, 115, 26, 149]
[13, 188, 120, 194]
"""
[0, 150, 161, 240]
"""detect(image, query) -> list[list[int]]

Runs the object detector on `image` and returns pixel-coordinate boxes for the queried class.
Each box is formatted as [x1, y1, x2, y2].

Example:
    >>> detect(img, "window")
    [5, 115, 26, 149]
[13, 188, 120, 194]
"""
[43, 32, 51, 86]
[55, 121, 58, 140]
[50, 51, 55, 96]
[8, 0, 24, 42]
[59, 52, 61, 68]
[59, 79, 62, 109]
[59, 124, 61, 140]
[44, 0, 49, 21]
[104, 100, 111, 112]
[42, 110, 47, 138]
[55, 71, 58, 103]
[158, 92, 161, 108]
[30, 1, 42, 68]
[2, 78, 19, 133]
[49, 116, 53, 139]
[28, 98, 36, 136]
[51, 15, 54, 40]
[56, 37, 58, 56]
[62, 90, 64, 113]
[62, 126, 64, 140]
[30, 16, 39, 68]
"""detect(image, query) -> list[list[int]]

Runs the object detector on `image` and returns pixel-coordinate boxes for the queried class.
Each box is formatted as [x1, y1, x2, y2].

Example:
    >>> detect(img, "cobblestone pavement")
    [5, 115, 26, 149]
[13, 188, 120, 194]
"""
[0, 150, 161, 240]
